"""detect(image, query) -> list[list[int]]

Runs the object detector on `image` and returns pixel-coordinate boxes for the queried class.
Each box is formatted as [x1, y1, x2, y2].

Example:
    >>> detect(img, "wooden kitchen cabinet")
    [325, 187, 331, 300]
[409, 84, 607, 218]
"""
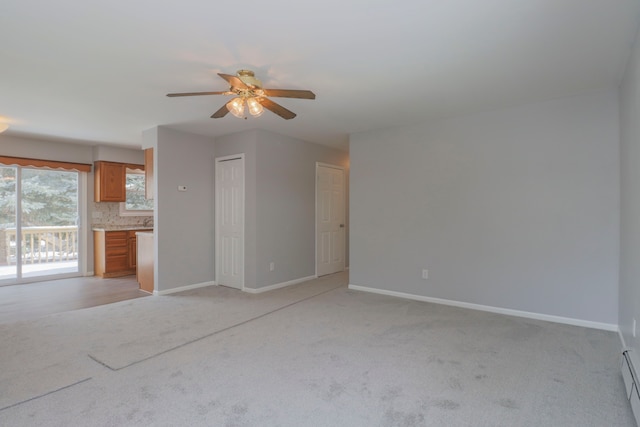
[94, 161, 145, 202]
[94, 161, 126, 202]
[128, 231, 137, 270]
[94, 229, 148, 277]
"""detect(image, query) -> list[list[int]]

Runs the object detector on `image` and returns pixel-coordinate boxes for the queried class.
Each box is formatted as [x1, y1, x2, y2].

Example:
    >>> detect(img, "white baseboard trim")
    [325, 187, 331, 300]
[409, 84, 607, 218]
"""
[244, 275, 317, 294]
[348, 284, 618, 332]
[86, 271, 94, 277]
[153, 280, 216, 296]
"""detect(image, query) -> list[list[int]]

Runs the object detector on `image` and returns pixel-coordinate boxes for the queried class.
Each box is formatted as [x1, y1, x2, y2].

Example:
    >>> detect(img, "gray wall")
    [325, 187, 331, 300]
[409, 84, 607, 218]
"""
[350, 90, 620, 325]
[0, 134, 143, 164]
[0, 134, 94, 163]
[254, 130, 349, 289]
[214, 129, 349, 290]
[154, 127, 216, 292]
[93, 145, 144, 164]
[619, 27, 640, 348]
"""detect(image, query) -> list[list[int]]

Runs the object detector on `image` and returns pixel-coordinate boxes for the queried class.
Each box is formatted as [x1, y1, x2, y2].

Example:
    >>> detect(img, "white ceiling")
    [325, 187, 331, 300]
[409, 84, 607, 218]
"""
[1, 1, 639, 151]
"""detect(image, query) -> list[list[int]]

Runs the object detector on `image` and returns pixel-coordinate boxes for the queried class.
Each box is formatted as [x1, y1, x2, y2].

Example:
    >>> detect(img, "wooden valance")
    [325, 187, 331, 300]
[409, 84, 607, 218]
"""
[0, 156, 92, 172]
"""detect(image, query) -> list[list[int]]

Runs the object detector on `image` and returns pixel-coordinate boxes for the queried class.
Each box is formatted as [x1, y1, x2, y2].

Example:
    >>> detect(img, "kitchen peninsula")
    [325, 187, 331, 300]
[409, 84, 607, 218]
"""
[136, 231, 154, 293]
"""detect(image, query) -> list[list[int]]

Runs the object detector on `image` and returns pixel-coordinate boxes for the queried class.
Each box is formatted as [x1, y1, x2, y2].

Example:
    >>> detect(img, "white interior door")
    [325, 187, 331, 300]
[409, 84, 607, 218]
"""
[215, 155, 244, 290]
[316, 164, 345, 276]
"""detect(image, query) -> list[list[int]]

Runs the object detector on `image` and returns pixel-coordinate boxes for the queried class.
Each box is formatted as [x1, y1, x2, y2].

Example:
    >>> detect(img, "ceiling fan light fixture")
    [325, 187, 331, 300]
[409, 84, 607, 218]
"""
[247, 97, 264, 117]
[167, 69, 315, 120]
[228, 97, 245, 118]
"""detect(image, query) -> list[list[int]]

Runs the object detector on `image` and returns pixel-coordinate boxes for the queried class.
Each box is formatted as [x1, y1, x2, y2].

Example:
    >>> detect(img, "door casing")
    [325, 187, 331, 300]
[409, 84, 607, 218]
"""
[0, 166, 86, 286]
[315, 162, 346, 277]
[215, 154, 245, 290]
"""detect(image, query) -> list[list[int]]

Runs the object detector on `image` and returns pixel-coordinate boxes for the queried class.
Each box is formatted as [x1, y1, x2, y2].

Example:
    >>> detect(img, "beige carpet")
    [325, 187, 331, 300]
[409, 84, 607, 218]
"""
[0, 271, 635, 426]
[0, 273, 344, 410]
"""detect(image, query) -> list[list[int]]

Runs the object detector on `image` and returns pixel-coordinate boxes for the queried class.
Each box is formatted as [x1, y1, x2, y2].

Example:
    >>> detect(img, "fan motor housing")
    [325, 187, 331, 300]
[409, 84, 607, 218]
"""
[237, 70, 262, 88]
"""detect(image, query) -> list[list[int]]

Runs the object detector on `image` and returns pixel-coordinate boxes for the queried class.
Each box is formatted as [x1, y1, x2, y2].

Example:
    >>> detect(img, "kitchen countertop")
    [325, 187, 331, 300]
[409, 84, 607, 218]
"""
[92, 226, 154, 231]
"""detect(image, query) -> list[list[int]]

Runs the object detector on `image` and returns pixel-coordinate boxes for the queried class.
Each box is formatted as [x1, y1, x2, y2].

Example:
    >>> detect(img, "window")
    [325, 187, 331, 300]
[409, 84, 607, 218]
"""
[119, 168, 153, 216]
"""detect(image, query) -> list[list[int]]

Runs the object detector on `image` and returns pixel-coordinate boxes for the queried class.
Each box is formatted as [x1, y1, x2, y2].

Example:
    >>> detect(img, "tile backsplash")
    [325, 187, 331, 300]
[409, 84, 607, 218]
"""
[91, 202, 153, 227]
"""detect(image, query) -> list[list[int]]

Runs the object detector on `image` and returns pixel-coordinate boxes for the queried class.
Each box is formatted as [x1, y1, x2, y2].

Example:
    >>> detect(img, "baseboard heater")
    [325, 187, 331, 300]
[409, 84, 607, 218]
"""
[622, 350, 640, 425]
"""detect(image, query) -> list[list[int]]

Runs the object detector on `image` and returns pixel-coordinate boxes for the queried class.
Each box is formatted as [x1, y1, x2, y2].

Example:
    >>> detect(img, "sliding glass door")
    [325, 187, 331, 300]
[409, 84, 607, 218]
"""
[0, 167, 17, 280]
[0, 166, 81, 283]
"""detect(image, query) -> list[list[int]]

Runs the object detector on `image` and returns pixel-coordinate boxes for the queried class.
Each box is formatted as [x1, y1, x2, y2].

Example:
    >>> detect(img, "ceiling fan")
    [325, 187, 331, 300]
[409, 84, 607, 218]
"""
[166, 69, 315, 120]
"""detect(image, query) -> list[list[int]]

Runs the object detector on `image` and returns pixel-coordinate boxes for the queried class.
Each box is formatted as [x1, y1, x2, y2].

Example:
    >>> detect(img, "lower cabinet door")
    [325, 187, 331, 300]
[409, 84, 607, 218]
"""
[106, 253, 128, 272]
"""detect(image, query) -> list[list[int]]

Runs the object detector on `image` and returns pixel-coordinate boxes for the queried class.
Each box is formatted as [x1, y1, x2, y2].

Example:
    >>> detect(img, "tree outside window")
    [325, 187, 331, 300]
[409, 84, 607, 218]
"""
[119, 169, 153, 215]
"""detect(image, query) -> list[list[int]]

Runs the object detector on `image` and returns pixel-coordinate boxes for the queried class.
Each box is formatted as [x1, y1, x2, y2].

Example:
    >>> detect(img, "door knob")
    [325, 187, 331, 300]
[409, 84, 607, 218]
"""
[339, 224, 345, 228]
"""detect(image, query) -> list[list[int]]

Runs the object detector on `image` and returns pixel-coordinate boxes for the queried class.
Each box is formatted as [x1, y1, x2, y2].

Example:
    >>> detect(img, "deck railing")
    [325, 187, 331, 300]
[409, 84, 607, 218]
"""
[0, 226, 78, 265]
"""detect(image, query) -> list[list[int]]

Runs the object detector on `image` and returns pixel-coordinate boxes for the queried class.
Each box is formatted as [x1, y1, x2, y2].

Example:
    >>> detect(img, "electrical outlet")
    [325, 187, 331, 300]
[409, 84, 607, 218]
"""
[634, 318, 637, 338]
[422, 269, 429, 280]
[269, 262, 275, 272]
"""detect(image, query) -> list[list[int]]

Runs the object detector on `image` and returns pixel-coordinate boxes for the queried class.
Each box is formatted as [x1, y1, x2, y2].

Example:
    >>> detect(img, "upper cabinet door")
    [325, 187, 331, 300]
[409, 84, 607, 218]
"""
[94, 161, 126, 202]
[144, 148, 153, 200]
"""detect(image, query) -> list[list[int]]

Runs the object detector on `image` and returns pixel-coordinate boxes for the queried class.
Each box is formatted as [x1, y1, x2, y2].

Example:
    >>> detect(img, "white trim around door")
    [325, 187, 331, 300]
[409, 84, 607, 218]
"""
[315, 162, 346, 277]
[215, 154, 245, 290]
